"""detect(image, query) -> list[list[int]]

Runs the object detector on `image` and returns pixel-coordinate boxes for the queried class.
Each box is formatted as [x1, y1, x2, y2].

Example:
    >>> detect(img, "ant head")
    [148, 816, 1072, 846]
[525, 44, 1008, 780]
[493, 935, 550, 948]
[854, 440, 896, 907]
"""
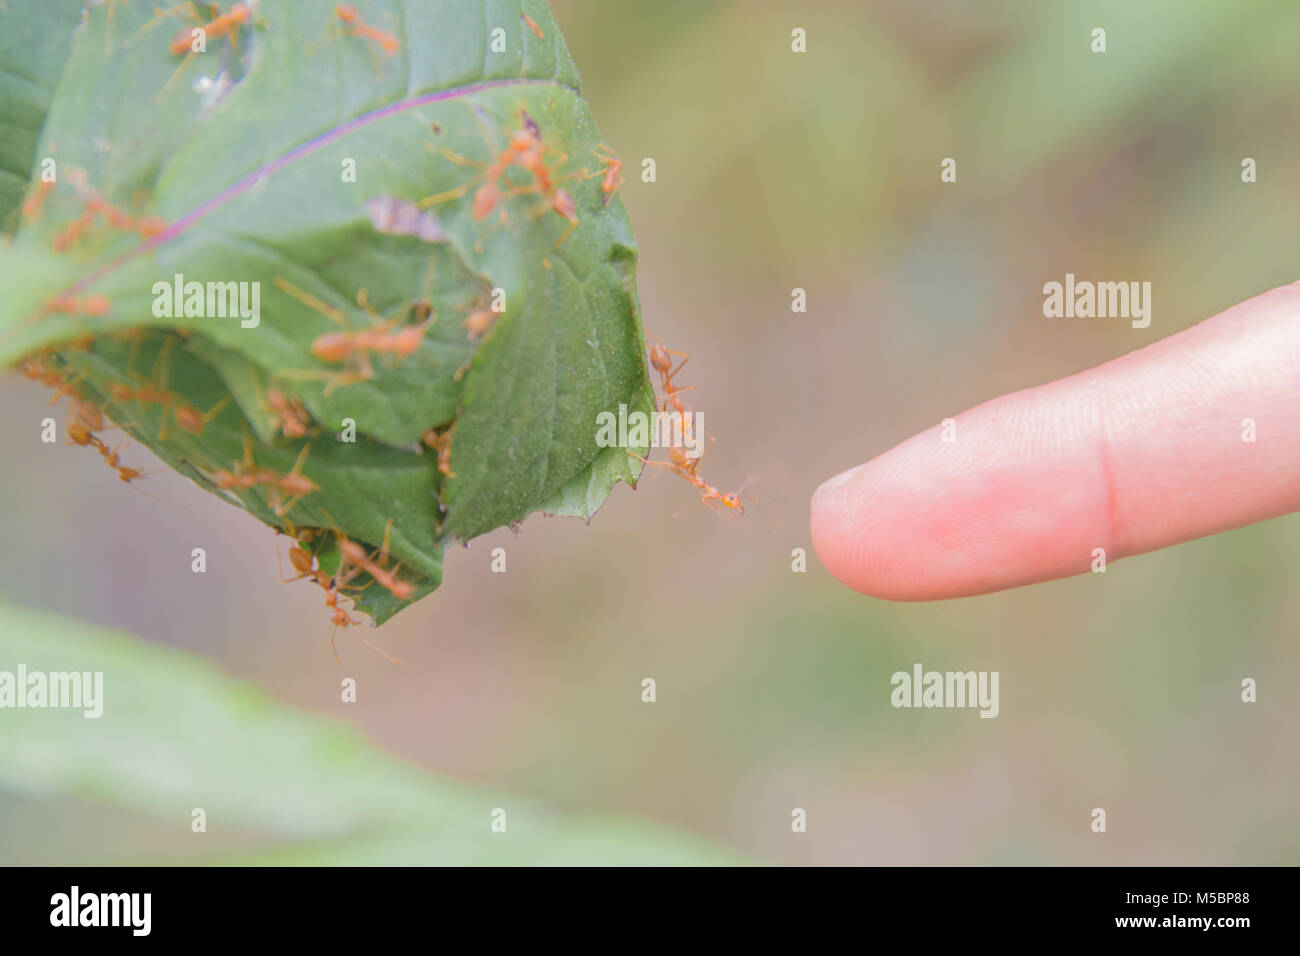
[553, 189, 576, 221]
[721, 492, 744, 514]
[649, 345, 672, 374]
[509, 128, 535, 152]
[464, 310, 493, 338]
[336, 4, 357, 23]
[173, 405, 204, 434]
[472, 183, 499, 220]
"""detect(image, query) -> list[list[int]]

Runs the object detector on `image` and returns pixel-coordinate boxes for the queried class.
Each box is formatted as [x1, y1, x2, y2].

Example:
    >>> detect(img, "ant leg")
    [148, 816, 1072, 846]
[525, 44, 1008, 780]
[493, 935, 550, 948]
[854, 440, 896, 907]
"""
[274, 275, 348, 328]
[377, 517, 395, 566]
[288, 442, 313, 477]
[320, 365, 371, 397]
[542, 216, 578, 270]
[239, 429, 257, 471]
[665, 352, 690, 382]
[422, 142, 487, 170]
[175, 392, 231, 434]
[127, 1, 194, 44]
[358, 635, 403, 665]
[634, 456, 687, 477]
[152, 335, 178, 440]
[154, 50, 197, 102]
[656, 383, 695, 406]
[47, 371, 85, 406]
[418, 180, 478, 209]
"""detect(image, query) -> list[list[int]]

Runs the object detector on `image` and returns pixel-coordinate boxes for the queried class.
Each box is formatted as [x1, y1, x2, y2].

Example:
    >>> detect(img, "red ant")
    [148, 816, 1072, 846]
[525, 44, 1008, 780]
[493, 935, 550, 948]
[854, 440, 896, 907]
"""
[212, 437, 318, 518]
[22, 180, 54, 220]
[168, 2, 251, 55]
[648, 335, 693, 417]
[636, 453, 745, 515]
[276, 534, 403, 664]
[462, 308, 495, 340]
[22, 355, 79, 399]
[638, 335, 747, 516]
[265, 388, 311, 438]
[334, 3, 398, 56]
[106, 336, 230, 438]
[587, 145, 624, 205]
[45, 294, 112, 316]
[66, 423, 158, 486]
[274, 276, 432, 394]
[421, 426, 455, 477]
[335, 519, 414, 602]
[21, 359, 111, 434]
[50, 177, 168, 252]
[421, 110, 580, 264]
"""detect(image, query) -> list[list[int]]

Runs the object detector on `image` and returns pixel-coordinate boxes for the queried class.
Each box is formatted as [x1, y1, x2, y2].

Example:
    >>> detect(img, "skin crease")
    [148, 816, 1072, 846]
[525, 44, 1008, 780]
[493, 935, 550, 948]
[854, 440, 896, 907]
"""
[809, 280, 1300, 600]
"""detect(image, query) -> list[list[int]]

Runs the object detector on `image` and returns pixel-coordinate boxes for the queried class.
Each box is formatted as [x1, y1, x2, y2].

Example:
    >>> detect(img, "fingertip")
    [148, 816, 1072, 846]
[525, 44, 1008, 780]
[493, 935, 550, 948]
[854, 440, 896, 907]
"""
[809, 460, 882, 597]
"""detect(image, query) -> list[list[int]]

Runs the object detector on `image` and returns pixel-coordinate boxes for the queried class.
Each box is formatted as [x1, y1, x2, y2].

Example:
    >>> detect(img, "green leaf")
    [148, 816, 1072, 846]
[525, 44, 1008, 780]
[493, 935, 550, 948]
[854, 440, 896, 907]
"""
[0, 0, 651, 621]
[0, 0, 83, 230]
[0, 597, 746, 865]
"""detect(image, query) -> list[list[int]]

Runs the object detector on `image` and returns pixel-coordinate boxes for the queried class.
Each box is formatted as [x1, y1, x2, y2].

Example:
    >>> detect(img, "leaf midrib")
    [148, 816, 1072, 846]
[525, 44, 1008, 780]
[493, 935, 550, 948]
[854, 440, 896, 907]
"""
[64, 76, 568, 298]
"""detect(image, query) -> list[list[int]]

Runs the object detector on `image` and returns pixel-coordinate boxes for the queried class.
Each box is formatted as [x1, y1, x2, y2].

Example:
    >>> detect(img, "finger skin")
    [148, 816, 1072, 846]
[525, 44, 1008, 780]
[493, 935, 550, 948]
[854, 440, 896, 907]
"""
[810, 280, 1300, 600]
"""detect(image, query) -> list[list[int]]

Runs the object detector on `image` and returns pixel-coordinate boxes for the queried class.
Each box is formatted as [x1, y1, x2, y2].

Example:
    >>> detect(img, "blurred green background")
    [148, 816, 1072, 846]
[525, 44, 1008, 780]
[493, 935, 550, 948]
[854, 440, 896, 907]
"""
[3, 0, 1299, 864]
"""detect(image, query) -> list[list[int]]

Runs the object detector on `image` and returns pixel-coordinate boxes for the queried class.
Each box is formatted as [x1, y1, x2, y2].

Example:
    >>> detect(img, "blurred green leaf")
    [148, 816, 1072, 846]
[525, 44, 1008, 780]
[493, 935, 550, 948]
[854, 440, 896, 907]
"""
[0, 0, 83, 230]
[0, 596, 748, 865]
